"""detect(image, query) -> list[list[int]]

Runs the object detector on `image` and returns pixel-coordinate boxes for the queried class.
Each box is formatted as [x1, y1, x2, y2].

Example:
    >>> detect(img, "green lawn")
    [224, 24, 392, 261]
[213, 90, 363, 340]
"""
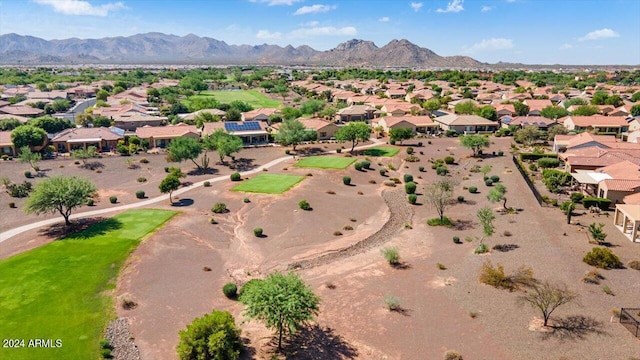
[0, 209, 177, 360]
[232, 174, 305, 194]
[294, 156, 357, 169]
[363, 147, 400, 157]
[187, 90, 281, 109]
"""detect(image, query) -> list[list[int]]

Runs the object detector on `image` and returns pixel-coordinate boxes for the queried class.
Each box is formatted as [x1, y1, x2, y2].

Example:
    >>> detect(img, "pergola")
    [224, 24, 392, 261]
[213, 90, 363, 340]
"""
[613, 204, 640, 243]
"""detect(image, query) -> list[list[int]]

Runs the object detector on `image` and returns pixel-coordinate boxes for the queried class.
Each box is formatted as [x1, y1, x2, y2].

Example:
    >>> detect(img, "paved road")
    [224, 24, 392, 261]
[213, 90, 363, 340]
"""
[0, 139, 384, 244]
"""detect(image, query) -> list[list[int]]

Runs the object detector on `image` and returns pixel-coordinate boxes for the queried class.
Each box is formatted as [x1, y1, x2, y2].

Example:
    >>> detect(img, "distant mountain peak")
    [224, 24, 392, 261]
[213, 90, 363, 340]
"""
[0, 32, 483, 67]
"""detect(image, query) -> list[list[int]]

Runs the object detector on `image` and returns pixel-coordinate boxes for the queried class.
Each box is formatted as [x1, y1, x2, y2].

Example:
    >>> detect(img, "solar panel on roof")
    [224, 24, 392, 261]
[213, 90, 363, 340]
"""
[224, 121, 261, 132]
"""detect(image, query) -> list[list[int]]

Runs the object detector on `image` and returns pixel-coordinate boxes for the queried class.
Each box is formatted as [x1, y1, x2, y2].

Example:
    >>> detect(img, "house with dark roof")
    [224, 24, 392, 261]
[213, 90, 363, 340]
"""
[202, 121, 268, 146]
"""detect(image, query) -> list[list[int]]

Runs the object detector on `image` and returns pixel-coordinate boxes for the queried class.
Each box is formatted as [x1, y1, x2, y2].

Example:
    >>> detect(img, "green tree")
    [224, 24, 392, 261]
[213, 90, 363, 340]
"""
[93, 115, 112, 127]
[514, 126, 543, 146]
[18, 146, 42, 171]
[275, 118, 307, 151]
[335, 122, 371, 153]
[519, 281, 578, 327]
[25, 176, 97, 226]
[631, 104, 640, 117]
[631, 92, 640, 102]
[159, 174, 181, 204]
[477, 206, 496, 239]
[513, 101, 530, 116]
[424, 178, 456, 221]
[547, 125, 568, 140]
[459, 134, 490, 157]
[10, 125, 47, 149]
[96, 89, 109, 101]
[225, 108, 241, 122]
[29, 115, 73, 133]
[0, 117, 22, 131]
[540, 106, 569, 119]
[475, 105, 498, 121]
[167, 137, 206, 173]
[454, 101, 476, 114]
[176, 310, 242, 360]
[604, 94, 623, 108]
[75, 113, 93, 127]
[389, 127, 414, 144]
[422, 99, 441, 112]
[571, 105, 600, 116]
[240, 271, 320, 351]
[299, 99, 325, 116]
[71, 146, 98, 166]
[590, 91, 609, 105]
[205, 130, 244, 164]
[487, 183, 508, 210]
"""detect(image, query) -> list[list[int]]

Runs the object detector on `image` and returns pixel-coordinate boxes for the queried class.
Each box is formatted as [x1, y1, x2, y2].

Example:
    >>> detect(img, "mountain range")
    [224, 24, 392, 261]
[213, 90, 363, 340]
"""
[0, 33, 484, 67]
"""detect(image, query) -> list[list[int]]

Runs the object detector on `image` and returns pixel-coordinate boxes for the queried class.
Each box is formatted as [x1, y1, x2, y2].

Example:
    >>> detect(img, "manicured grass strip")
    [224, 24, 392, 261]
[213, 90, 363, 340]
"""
[363, 146, 400, 157]
[187, 90, 282, 108]
[0, 209, 177, 360]
[232, 174, 305, 194]
[294, 156, 357, 169]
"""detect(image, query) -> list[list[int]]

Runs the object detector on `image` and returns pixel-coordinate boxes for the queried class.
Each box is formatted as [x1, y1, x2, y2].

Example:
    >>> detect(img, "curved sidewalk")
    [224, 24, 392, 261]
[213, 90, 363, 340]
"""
[0, 139, 384, 244]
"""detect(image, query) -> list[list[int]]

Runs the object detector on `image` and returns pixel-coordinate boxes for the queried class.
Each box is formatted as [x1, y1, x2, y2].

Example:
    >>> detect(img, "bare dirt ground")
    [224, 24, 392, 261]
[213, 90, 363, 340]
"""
[3, 137, 640, 359]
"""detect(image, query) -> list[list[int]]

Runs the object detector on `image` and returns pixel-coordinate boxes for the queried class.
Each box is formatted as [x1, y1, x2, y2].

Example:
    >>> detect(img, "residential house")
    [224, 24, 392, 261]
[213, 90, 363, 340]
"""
[594, 161, 640, 203]
[180, 108, 226, 122]
[494, 104, 516, 118]
[51, 127, 123, 153]
[554, 132, 619, 153]
[0, 105, 44, 118]
[298, 118, 339, 140]
[434, 114, 498, 134]
[135, 124, 199, 149]
[0, 114, 29, 124]
[112, 114, 167, 131]
[384, 88, 407, 99]
[66, 85, 97, 99]
[337, 105, 379, 122]
[26, 91, 68, 101]
[373, 116, 438, 134]
[523, 99, 553, 116]
[505, 116, 557, 130]
[609, 104, 635, 117]
[0, 131, 15, 156]
[242, 108, 279, 122]
[380, 103, 422, 117]
[202, 121, 268, 146]
[562, 116, 629, 134]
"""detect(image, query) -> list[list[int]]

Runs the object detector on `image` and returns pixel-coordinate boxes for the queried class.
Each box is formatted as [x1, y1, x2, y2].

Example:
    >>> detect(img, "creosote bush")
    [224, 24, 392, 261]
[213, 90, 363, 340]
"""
[211, 202, 228, 214]
[381, 247, 400, 265]
[453, 236, 461, 244]
[408, 194, 418, 204]
[342, 176, 351, 185]
[379, 169, 387, 176]
[403, 174, 414, 183]
[109, 196, 117, 204]
[468, 186, 478, 193]
[230, 172, 241, 181]
[418, 166, 425, 172]
[223, 283, 238, 298]
[444, 156, 455, 164]
[203, 181, 211, 187]
[478, 261, 535, 291]
[405, 181, 417, 194]
[253, 227, 263, 237]
[135, 190, 145, 199]
[298, 200, 311, 211]
[583, 247, 623, 269]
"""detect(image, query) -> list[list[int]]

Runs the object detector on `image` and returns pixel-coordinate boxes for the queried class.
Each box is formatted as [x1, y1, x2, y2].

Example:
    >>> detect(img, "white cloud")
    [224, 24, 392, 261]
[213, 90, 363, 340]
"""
[34, 0, 125, 16]
[249, 0, 302, 5]
[465, 38, 514, 52]
[481, 5, 492, 12]
[289, 26, 357, 38]
[410, 2, 423, 12]
[256, 30, 282, 39]
[294, 4, 337, 15]
[303, 21, 320, 27]
[436, 0, 464, 13]
[578, 28, 619, 41]
[379, 16, 390, 22]
[559, 43, 573, 50]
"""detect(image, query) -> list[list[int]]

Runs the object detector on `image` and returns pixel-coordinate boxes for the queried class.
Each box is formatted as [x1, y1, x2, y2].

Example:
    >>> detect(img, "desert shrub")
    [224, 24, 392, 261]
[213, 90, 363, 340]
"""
[379, 169, 387, 176]
[87, 199, 94, 206]
[474, 242, 489, 254]
[285, 149, 291, 155]
[537, 157, 560, 169]
[222, 283, 238, 299]
[383, 180, 396, 187]
[333, 231, 343, 236]
[582, 270, 604, 284]
[135, 190, 145, 199]
[528, 163, 538, 171]
[381, 247, 400, 265]
[203, 181, 211, 187]
[406, 147, 414, 155]
[570, 192, 584, 203]
[100, 339, 113, 359]
[490, 175, 500, 183]
[253, 228, 263, 237]
[627, 260, 640, 270]
[443, 350, 463, 360]
[389, 139, 396, 145]
[121, 297, 137, 310]
[582, 197, 612, 210]
[354, 162, 363, 171]
[470, 165, 481, 173]
[230, 172, 241, 181]
[453, 236, 461, 244]
[479, 261, 534, 291]
[405, 155, 420, 162]
[583, 247, 623, 269]
[109, 196, 117, 204]
[437, 263, 447, 270]
[211, 202, 228, 213]
[24, 170, 32, 178]
[326, 190, 336, 194]
[444, 156, 455, 164]
[408, 194, 418, 204]
[427, 216, 454, 227]
[136, 177, 147, 183]
[139, 158, 149, 164]
[6, 180, 32, 198]
[298, 199, 311, 210]
[497, 150, 504, 156]
[209, 217, 218, 224]
[0, 155, 7, 161]
[436, 166, 448, 176]
[390, 177, 402, 184]
[468, 186, 478, 193]
[361, 160, 371, 169]
[403, 174, 414, 183]
[8, 202, 16, 208]
[343, 225, 353, 231]
[388, 163, 396, 170]
[551, 199, 558, 207]
[368, 179, 376, 184]
[342, 176, 351, 185]
[418, 166, 425, 172]
[357, 191, 364, 195]
[336, 148, 342, 153]
[176, 310, 241, 360]
[457, 195, 465, 202]
[405, 181, 417, 194]
[485, 179, 494, 186]
[243, 197, 250, 203]
[164, 166, 170, 173]
[384, 295, 400, 311]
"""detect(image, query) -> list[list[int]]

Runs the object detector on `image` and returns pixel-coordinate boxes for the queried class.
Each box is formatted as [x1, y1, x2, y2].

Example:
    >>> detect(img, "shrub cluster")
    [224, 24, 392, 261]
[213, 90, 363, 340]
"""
[478, 261, 535, 291]
[520, 153, 558, 161]
[537, 157, 560, 169]
[222, 283, 238, 298]
[298, 200, 311, 210]
[582, 197, 612, 210]
[583, 247, 623, 269]
[6, 180, 32, 198]
[211, 202, 228, 213]
[444, 156, 455, 164]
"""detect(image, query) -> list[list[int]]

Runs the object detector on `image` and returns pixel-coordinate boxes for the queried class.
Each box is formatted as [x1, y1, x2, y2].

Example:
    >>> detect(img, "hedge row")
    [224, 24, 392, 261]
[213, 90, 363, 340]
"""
[582, 197, 612, 210]
[520, 153, 558, 161]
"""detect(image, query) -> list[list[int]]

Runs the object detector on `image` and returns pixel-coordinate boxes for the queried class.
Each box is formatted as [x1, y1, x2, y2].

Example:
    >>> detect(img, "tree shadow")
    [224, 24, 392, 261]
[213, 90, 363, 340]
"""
[239, 337, 257, 360]
[187, 168, 219, 176]
[298, 147, 325, 156]
[83, 161, 104, 170]
[453, 220, 474, 231]
[391, 261, 412, 270]
[40, 217, 123, 240]
[171, 198, 194, 207]
[389, 306, 412, 317]
[281, 325, 359, 360]
[541, 315, 607, 341]
[492, 244, 520, 252]
[234, 158, 257, 172]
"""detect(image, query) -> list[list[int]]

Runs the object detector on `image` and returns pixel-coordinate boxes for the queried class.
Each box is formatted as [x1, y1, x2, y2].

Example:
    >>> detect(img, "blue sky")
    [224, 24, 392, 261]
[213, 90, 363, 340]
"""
[1, 0, 639, 65]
